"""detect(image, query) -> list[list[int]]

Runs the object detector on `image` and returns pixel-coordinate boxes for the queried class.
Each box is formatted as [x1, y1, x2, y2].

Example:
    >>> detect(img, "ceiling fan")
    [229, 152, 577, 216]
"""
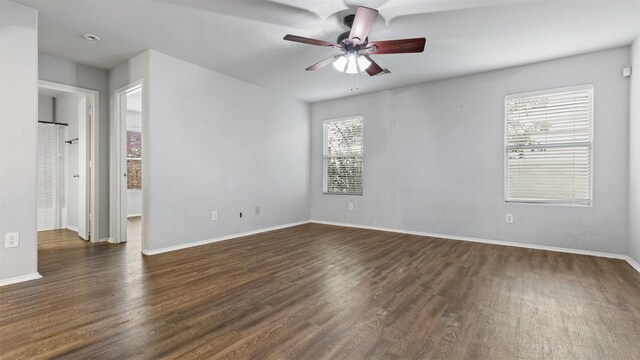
[283, 6, 426, 76]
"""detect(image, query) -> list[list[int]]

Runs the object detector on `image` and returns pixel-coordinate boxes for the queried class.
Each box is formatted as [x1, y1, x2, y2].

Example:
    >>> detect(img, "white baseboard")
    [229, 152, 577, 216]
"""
[66, 226, 79, 232]
[310, 220, 633, 263]
[141, 221, 310, 256]
[0, 272, 42, 287]
[95, 237, 112, 243]
[625, 256, 640, 273]
[127, 214, 142, 218]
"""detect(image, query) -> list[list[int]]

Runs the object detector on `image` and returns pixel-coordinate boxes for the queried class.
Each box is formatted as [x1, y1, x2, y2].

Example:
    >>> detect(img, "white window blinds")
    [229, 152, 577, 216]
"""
[505, 84, 593, 205]
[323, 117, 363, 195]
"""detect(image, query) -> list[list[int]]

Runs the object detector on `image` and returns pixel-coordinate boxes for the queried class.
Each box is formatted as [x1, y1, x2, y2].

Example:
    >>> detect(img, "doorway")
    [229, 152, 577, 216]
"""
[113, 81, 144, 248]
[37, 81, 99, 243]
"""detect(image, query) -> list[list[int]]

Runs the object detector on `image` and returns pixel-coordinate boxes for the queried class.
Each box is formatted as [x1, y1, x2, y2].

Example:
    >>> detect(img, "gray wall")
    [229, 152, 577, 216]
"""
[110, 50, 310, 251]
[0, 1, 39, 282]
[38, 95, 53, 122]
[38, 53, 110, 240]
[629, 36, 640, 264]
[146, 51, 310, 250]
[311, 47, 631, 255]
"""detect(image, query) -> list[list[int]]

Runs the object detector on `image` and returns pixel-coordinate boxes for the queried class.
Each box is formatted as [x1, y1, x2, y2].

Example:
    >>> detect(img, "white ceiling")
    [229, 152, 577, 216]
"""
[17, 0, 640, 103]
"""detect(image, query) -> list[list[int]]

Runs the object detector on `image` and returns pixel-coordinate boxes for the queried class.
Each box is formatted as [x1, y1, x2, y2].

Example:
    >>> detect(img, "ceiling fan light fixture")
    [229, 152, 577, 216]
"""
[332, 55, 348, 72]
[283, 5, 426, 79]
[345, 53, 358, 74]
[357, 55, 371, 71]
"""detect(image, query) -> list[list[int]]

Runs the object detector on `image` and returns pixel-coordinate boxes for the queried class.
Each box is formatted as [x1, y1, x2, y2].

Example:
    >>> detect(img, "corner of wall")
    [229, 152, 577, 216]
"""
[0, 0, 39, 283]
[629, 34, 640, 264]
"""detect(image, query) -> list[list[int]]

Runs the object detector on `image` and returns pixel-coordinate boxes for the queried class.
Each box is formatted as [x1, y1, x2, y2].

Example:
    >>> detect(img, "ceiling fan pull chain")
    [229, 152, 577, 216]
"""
[349, 72, 361, 92]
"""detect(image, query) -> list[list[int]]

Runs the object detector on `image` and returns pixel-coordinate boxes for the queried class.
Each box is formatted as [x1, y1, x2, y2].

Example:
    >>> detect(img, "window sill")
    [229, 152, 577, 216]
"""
[505, 199, 592, 207]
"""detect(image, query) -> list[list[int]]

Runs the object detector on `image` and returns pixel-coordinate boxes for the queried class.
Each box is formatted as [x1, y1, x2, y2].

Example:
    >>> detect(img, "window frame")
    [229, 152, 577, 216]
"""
[322, 115, 364, 196]
[503, 84, 594, 206]
[126, 128, 143, 191]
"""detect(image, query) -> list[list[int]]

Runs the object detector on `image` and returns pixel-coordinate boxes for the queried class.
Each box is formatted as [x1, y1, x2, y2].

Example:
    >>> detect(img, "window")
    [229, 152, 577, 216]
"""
[323, 116, 363, 195]
[127, 130, 142, 190]
[505, 84, 593, 205]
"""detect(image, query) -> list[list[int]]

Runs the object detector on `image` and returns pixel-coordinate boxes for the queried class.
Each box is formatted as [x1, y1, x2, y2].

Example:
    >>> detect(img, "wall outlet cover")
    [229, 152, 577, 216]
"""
[505, 214, 514, 224]
[348, 202, 354, 211]
[211, 211, 218, 221]
[5, 232, 19, 248]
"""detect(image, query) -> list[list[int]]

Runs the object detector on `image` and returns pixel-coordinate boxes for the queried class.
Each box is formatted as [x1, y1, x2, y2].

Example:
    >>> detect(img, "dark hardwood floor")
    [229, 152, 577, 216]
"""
[1, 223, 640, 359]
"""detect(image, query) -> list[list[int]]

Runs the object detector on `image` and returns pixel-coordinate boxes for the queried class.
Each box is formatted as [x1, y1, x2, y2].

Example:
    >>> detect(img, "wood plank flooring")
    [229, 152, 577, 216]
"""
[1, 223, 640, 359]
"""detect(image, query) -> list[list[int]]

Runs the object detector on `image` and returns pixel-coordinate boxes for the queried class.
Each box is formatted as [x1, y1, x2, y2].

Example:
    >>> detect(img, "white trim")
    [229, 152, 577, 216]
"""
[111, 80, 145, 249]
[141, 221, 310, 256]
[37, 226, 60, 231]
[625, 256, 640, 273]
[127, 214, 142, 218]
[66, 225, 79, 232]
[95, 237, 112, 243]
[0, 273, 42, 287]
[310, 220, 630, 261]
[38, 80, 100, 243]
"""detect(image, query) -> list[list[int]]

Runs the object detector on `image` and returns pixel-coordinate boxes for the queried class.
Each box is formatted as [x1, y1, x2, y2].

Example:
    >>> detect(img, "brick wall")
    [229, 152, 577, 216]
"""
[127, 130, 142, 190]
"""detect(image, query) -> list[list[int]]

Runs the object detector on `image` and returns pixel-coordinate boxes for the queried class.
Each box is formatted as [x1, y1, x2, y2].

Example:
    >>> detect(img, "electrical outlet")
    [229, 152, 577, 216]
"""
[505, 213, 514, 224]
[255, 206, 260, 215]
[5, 232, 19, 248]
[211, 211, 218, 221]
[348, 202, 354, 211]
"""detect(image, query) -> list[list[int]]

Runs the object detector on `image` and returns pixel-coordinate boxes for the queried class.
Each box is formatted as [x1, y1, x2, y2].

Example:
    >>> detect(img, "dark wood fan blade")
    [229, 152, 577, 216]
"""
[364, 56, 384, 76]
[284, 34, 336, 47]
[305, 55, 337, 71]
[349, 6, 378, 45]
[367, 38, 426, 54]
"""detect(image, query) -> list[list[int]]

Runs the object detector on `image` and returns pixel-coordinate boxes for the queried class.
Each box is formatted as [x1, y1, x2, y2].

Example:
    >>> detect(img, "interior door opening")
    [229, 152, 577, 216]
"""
[37, 81, 98, 246]
[124, 88, 143, 245]
[112, 81, 144, 249]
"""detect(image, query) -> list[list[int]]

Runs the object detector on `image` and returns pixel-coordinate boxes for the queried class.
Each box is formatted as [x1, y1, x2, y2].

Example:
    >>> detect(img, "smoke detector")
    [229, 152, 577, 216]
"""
[82, 34, 101, 43]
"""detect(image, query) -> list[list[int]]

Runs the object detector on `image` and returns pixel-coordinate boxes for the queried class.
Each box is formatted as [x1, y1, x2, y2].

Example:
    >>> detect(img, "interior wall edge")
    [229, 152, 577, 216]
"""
[628, 34, 640, 265]
[0, 0, 39, 282]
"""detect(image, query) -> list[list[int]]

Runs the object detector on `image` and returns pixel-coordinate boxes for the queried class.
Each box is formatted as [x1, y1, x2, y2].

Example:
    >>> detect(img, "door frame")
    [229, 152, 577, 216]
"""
[111, 80, 146, 249]
[38, 80, 100, 242]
